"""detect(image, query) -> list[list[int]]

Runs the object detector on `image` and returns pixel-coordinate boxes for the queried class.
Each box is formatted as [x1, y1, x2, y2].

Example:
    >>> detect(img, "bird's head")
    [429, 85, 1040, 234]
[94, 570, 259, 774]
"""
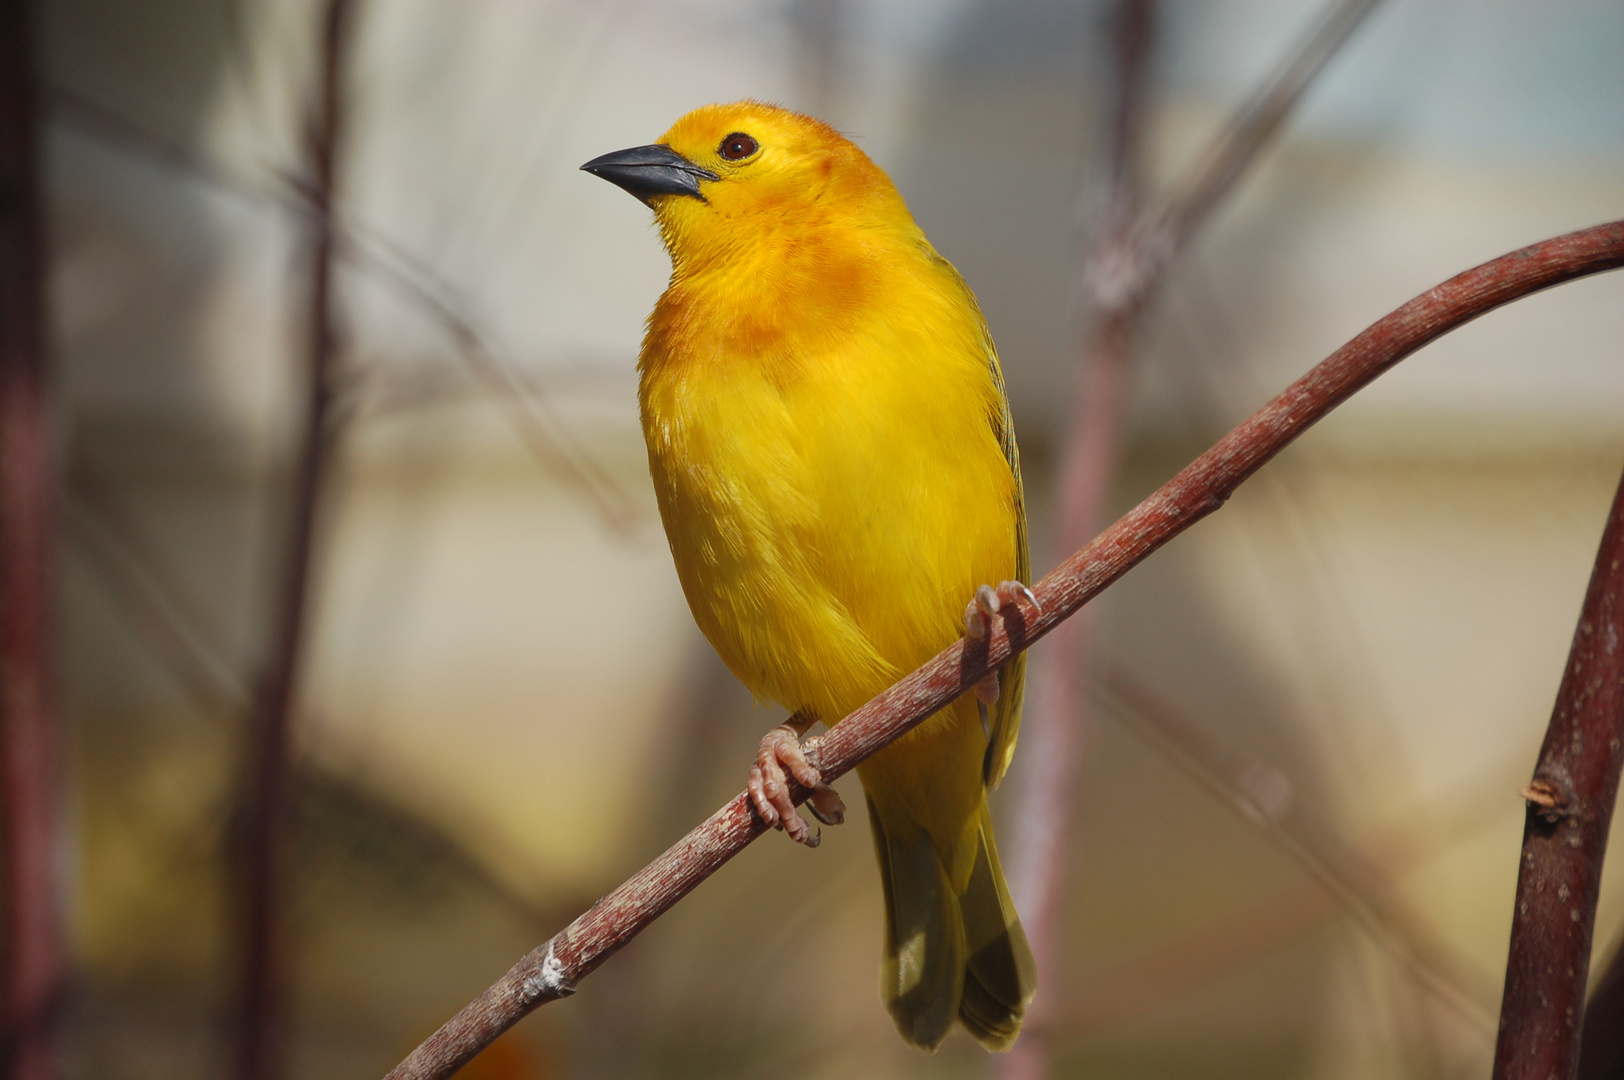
[581, 101, 901, 272]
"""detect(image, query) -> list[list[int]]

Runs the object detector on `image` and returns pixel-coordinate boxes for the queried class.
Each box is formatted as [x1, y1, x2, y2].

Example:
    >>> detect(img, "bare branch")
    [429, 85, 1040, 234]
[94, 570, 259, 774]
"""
[0, 1, 64, 1075]
[1001, 6, 1154, 1075]
[1492, 466, 1624, 1080]
[1006, 4, 1383, 1074]
[383, 220, 1624, 1080]
[231, 3, 357, 1077]
[1149, 0, 1382, 264]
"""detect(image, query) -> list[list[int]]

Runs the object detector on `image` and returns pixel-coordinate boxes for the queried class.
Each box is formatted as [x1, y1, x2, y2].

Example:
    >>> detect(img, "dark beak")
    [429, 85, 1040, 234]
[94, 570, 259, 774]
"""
[580, 144, 718, 205]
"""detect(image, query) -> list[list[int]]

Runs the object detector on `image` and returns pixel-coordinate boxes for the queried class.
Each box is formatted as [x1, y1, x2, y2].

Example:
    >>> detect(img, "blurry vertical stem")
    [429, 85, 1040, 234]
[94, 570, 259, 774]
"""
[1493, 468, 1624, 1080]
[1000, 0, 1380, 1074]
[998, 4, 1152, 1078]
[232, 1, 357, 1078]
[0, 2, 63, 1078]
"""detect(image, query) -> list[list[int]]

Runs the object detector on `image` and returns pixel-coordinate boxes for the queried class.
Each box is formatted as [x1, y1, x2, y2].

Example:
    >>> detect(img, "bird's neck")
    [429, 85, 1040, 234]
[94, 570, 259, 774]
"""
[644, 219, 903, 385]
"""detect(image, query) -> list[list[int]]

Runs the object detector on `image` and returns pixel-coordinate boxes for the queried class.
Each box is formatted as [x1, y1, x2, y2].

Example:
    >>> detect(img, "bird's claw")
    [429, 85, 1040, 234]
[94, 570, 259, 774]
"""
[749, 724, 846, 847]
[1007, 581, 1041, 611]
[963, 580, 1040, 639]
[806, 782, 847, 826]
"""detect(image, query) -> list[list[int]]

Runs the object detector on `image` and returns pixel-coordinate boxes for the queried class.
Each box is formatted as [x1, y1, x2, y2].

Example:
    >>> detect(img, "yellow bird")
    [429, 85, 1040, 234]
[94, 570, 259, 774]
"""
[583, 101, 1036, 1051]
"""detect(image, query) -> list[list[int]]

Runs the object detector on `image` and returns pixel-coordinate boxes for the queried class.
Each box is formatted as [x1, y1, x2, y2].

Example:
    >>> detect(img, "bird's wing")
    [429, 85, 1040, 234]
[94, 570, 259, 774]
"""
[926, 248, 1030, 788]
[981, 329, 1028, 789]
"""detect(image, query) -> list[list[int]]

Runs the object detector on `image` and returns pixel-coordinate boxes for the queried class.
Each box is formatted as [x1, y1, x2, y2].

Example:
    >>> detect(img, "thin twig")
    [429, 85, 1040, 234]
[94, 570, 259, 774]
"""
[0, 2, 63, 1077]
[382, 221, 1624, 1080]
[1148, 0, 1383, 264]
[1004, 2, 1382, 1074]
[45, 86, 640, 528]
[61, 493, 247, 716]
[1492, 465, 1624, 1080]
[1001, 5, 1153, 1077]
[1097, 667, 1496, 1025]
[1058, 763, 1516, 1039]
[232, 3, 357, 1077]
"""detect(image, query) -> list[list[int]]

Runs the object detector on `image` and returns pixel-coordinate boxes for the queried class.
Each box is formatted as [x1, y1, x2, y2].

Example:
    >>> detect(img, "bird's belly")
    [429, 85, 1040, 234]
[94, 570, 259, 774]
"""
[644, 405, 895, 721]
[641, 359, 1017, 726]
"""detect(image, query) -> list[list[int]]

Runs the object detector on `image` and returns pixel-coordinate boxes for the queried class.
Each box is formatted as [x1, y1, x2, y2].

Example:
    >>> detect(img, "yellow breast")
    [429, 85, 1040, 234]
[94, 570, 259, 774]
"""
[638, 226, 1019, 725]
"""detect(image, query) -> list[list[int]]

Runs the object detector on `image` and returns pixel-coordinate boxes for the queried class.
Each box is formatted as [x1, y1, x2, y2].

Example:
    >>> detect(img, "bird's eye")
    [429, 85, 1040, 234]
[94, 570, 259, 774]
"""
[718, 132, 759, 161]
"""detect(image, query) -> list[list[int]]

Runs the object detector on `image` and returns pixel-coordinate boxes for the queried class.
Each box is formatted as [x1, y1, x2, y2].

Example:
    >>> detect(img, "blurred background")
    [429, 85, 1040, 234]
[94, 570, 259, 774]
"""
[21, 0, 1624, 1076]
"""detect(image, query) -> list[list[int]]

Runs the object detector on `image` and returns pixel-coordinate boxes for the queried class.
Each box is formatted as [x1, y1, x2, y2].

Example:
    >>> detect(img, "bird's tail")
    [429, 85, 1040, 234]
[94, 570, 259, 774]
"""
[866, 794, 1036, 1051]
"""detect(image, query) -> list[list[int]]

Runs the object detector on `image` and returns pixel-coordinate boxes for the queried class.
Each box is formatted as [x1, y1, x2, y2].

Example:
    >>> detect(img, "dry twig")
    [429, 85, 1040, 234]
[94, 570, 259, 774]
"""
[1493, 466, 1624, 1080]
[383, 221, 1624, 1080]
[232, 2, 357, 1077]
[1001, 6, 1153, 1075]
[1096, 667, 1497, 1024]
[0, 2, 63, 1077]
[1004, 2, 1381, 1074]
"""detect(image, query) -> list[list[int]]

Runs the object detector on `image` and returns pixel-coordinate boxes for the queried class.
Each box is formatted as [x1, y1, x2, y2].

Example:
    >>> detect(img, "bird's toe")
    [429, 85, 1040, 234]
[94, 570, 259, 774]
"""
[752, 722, 836, 847]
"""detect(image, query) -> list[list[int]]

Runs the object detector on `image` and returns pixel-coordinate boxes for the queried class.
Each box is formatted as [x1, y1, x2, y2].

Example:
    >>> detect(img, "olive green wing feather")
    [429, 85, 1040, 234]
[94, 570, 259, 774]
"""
[981, 332, 1028, 789]
[927, 247, 1030, 788]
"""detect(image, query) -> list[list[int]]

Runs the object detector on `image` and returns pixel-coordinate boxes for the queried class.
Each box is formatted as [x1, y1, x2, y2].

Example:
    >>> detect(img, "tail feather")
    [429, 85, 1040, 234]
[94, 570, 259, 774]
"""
[868, 795, 963, 1050]
[957, 802, 1036, 1050]
[867, 795, 1035, 1052]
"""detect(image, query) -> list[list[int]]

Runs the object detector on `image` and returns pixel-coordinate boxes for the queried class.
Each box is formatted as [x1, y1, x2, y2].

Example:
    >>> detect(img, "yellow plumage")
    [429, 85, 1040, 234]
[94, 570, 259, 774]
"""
[589, 101, 1034, 1051]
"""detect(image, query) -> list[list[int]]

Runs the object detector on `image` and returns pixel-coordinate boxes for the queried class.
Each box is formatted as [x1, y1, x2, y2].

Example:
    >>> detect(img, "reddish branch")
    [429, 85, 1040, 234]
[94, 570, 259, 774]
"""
[383, 222, 1624, 1080]
[1492, 467, 1624, 1080]
[1000, 6, 1152, 1077]
[232, 2, 357, 1077]
[1149, 0, 1383, 259]
[0, 2, 63, 1077]
[1004, 1, 1380, 1074]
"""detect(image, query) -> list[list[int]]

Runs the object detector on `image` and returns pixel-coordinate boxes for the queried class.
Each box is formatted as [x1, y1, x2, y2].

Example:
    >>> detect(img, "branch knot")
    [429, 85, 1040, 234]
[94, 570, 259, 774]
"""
[1521, 776, 1577, 823]
[522, 941, 576, 1003]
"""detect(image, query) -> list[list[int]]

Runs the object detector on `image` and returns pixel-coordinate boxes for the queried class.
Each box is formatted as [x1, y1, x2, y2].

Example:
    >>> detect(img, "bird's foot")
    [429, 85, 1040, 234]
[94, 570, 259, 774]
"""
[749, 719, 847, 848]
[964, 581, 1038, 708]
[962, 581, 1041, 640]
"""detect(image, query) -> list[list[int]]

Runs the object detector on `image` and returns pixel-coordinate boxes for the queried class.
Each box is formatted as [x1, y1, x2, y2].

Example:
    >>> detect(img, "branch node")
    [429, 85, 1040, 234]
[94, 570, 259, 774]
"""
[1521, 774, 1577, 823]
[522, 941, 575, 1003]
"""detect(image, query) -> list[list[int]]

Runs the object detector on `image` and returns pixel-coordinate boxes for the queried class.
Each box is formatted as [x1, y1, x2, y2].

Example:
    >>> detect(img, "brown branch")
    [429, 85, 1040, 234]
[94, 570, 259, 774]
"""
[0, 1, 64, 1076]
[1003, 2, 1382, 1074]
[1492, 465, 1624, 1080]
[231, 2, 357, 1077]
[1149, 0, 1382, 264]
[382, 222, 1624, 1080]
[1000, 5, 1153, 1077]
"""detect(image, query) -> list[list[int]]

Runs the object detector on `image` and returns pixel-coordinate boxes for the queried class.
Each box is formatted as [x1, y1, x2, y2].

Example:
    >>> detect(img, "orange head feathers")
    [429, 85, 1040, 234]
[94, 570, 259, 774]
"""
[582, 101, 909, 276]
